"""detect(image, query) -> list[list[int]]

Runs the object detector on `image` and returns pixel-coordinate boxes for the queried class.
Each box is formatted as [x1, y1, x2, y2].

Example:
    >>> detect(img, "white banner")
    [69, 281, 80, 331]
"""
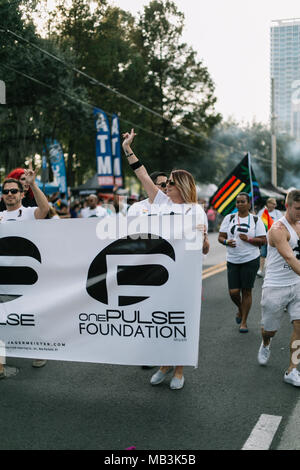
[0, 216, 203, 366]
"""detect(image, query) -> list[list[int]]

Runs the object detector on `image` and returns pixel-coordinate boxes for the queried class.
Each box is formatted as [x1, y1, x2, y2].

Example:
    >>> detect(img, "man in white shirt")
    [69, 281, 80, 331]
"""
[0, 171, 49, 222]
[80, 194, 109, 218]
[257, 198, 283, 277]
[128, 172, 168, 216]
[0, 171, 49, 377]
[257, 190, 300, 387]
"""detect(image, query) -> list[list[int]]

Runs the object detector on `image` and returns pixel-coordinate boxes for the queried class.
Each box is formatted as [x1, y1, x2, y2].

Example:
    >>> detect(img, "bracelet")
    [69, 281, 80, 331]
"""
[223, 239, 227, 246]
[130, 161, 143, 171]
[248, 237, 254, 244]
[126, 152, 134, 157]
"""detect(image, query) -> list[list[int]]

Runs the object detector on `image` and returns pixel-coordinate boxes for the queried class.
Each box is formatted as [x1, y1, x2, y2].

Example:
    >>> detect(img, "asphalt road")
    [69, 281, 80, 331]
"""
[1, 233, 299, 450]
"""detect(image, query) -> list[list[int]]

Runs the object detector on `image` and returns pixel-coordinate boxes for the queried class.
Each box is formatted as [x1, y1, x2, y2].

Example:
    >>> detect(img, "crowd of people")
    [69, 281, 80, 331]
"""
[0, 130, 300, 391]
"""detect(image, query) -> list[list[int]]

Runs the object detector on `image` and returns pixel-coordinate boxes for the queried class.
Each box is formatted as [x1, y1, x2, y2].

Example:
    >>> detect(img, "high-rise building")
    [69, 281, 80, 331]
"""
[270, 18, 300, 139]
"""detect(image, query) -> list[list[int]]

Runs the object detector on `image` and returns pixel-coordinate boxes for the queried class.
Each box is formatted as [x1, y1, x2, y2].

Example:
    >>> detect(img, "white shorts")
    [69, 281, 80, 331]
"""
[261, 284, 300, 331]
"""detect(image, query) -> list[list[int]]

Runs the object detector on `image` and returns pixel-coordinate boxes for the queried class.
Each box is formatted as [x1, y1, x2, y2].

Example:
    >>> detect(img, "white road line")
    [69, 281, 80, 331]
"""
[242, 414, 282, 450]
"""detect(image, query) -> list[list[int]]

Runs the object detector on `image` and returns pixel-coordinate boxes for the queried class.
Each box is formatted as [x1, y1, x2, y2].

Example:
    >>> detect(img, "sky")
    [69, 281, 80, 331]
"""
[111, 0, 300, 126]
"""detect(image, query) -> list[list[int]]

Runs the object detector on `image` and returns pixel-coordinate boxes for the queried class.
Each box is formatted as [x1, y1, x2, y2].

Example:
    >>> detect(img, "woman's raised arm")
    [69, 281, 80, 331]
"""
[122, 129, 159, 203]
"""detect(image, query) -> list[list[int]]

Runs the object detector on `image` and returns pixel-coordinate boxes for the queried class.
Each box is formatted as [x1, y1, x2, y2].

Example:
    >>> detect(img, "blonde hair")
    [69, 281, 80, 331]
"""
[171, 170, 197, 204]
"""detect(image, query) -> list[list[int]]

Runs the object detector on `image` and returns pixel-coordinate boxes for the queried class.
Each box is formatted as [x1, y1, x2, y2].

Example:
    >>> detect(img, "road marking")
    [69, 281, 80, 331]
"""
[242, 414, 282, 450]
[202, 261, 227, 280]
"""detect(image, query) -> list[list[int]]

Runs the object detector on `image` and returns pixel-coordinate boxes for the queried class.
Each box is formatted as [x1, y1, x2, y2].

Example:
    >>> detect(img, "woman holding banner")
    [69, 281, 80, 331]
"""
[122, 128, 209, 391]
[218, 193, 267, 333]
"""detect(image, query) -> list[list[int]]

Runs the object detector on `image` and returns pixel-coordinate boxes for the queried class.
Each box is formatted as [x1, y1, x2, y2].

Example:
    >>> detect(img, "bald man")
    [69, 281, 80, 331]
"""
[80, 194, 108, 218]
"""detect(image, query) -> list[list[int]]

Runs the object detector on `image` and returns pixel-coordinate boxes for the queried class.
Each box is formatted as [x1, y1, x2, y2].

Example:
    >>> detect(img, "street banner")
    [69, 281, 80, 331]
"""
[111, 113, 123, 187]
[47, 139, 68, 198]
[94, 107, 114, 188]
[0, 216, 203, 366]
[209, 153, 261, 215]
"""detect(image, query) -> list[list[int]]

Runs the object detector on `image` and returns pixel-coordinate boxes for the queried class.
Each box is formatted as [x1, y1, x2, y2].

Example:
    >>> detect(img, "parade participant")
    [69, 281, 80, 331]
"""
[80, 194, 109, 218]
[257, 190, 300, 387]
[0, 171, 49, 371]
[122, 128, 209, 391]
[0, 167, 37, 211]
[127, 172, 168, 216]
[257, 198, 282, 277]
[218, 193, 267, 333]
[0, 173, 49, 221]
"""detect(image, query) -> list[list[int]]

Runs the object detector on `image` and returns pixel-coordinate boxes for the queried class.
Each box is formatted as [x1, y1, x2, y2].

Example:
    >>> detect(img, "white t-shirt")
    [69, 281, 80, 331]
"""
[258, 207, 282, 222]
[153, 190, 207, 219]
[0, 206, 36, 222]
[80, 206, 108, 218]
[219, 213, 266, 264]
[127, 198, 151, 216]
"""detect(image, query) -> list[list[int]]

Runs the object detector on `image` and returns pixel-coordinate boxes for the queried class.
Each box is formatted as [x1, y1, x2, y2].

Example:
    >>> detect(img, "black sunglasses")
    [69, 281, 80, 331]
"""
[156, 182, 167, 188]
[166, 180, 176, 186]
[2, 188, 21, 195]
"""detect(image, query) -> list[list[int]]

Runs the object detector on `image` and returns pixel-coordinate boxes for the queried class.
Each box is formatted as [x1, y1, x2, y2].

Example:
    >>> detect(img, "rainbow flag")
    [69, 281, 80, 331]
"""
[261, 208, 274, 231]
[209, 154, 261, 216]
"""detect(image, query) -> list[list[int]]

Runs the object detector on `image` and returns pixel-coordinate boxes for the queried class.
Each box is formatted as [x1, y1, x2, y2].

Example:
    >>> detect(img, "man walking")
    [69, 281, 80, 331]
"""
[127, 172, 168, 216]
[0, 169, 49, 375]
[80, 194, 108, 218]
[0, 170, 49, 221]
[257, 190, 300, 386]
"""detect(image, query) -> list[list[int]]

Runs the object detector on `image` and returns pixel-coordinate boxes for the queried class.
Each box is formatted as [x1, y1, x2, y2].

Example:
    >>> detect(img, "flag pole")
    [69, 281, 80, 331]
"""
[248, 152, 255, 211]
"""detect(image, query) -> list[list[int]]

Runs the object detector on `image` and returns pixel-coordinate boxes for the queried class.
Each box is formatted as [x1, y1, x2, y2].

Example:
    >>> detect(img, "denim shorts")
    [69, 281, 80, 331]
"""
[261, 284, 300, 331]
[260, 244, 268, 258]
[227, 257, 260, 290]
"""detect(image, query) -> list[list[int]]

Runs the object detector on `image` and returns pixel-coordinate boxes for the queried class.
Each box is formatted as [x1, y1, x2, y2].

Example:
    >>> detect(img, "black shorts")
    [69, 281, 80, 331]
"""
[227, 257, 260, 290]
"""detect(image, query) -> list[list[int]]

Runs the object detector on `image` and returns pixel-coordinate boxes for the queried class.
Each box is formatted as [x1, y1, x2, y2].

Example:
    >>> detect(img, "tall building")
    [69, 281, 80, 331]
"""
[271, 18, 300, 139]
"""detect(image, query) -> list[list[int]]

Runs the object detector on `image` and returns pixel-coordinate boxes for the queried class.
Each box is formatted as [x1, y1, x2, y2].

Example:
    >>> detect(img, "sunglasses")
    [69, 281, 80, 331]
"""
[166, 180, 176, 186]
[156, 182, 167, 188]
[2, 188, 21, 195]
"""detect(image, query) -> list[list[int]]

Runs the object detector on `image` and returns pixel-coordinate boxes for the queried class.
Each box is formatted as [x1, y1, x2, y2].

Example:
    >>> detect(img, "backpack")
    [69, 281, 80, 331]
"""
[229, 213, 258, 236]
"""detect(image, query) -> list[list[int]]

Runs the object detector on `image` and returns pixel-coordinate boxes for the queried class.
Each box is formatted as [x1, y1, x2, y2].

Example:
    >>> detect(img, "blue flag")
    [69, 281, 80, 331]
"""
[111, 114, 123, 187]
[46, 139, 68, 198]
[94, 107, 114, 188]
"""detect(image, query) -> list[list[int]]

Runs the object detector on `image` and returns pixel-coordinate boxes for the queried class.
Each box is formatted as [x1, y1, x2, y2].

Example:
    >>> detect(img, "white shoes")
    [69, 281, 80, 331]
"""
[150, 367, 173, 385]
[284, 369, 300, 387]
[150, 368, 184, 389]
[258, 341, 271, 366]
[257, 270, 264, 278]
[170, 376, 185, 390]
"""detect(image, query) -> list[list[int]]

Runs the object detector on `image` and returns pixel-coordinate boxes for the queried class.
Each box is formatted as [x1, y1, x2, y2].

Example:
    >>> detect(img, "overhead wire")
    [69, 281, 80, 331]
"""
[0, 26, 274, 166]
[0, 63, 212, 156]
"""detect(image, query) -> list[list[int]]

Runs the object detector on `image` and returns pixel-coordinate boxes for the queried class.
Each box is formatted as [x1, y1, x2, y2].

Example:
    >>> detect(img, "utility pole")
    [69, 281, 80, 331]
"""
[271, 78, 277, 186]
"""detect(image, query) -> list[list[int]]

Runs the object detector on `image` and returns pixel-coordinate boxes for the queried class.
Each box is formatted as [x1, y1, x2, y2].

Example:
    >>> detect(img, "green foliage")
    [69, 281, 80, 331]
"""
[5, 0, 298, 192]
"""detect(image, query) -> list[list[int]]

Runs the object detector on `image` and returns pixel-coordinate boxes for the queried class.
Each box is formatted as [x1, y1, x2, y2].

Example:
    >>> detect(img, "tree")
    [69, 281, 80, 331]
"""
[127, 0, 221, 177]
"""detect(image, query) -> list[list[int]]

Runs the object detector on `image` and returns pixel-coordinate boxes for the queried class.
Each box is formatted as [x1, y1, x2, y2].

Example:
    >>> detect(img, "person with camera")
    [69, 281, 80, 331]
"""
[218, 193, 266, 333]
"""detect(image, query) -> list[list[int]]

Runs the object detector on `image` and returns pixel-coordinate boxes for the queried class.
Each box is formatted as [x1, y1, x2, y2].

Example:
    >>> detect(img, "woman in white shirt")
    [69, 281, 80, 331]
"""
[218, 193, 267, 333]
[122, 128, 209, 391]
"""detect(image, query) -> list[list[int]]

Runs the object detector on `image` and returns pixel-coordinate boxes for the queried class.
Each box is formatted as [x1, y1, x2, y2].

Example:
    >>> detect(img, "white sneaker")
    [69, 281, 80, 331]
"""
[258, 341, 271, 366]
[257, 270, 264, 278]
[150, 367, 173, 385]
[284, 368, 300, 387]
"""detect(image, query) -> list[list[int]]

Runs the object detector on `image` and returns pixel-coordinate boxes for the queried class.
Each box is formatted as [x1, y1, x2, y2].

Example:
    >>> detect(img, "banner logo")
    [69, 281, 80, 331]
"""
[0, 237, 41, 303]
[86, 235, 175, 306]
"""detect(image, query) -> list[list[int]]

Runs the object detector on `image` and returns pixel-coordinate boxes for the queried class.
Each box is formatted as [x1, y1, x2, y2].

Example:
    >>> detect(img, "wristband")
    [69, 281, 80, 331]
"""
[126, 152, 134, 157]
[223, 239, 227, 246]
[130, 161, 143, 171]
[248, 237, 254, 244]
